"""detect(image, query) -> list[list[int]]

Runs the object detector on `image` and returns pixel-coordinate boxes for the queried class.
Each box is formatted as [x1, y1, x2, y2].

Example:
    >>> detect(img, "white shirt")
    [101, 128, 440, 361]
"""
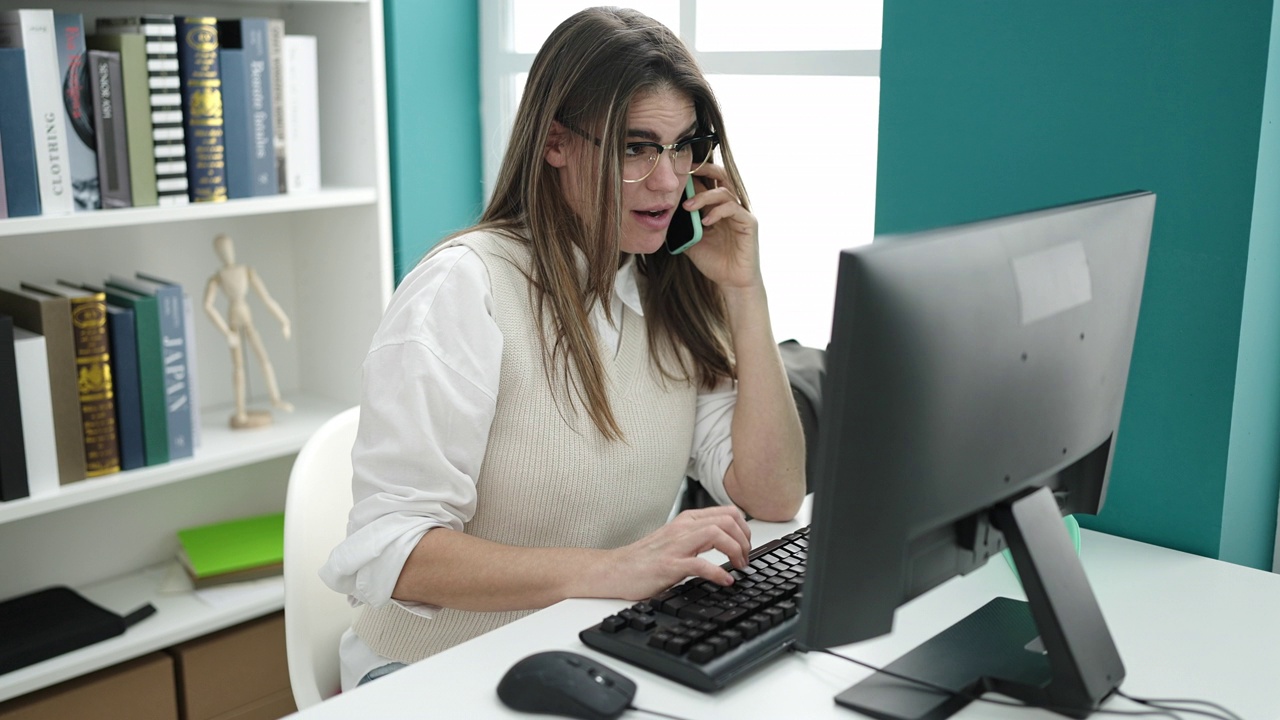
[320, 246, 739, 689]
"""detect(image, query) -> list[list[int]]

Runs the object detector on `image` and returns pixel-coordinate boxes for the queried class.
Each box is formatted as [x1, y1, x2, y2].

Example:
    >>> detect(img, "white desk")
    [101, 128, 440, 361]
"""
[289, 500, 1280, 719]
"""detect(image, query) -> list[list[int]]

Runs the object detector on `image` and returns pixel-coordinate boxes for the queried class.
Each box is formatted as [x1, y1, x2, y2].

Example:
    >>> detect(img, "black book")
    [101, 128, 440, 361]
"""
[88, 49, 132, 209]
[0, 314, 28, 502]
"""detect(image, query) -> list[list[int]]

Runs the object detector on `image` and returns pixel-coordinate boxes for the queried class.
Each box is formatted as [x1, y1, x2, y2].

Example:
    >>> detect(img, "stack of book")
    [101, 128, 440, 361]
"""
[0, 270, 200, 500]
[176, 512, 284, 589]
[0, 9, 320, 218]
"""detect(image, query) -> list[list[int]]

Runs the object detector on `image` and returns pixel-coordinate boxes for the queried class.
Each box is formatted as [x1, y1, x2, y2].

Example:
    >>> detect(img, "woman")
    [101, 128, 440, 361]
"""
[320, 7, 806, 689]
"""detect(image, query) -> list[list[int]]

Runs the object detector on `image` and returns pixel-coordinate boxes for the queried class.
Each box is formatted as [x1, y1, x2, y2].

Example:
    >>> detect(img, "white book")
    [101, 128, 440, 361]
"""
[0, 10, 74, 215]
[13, 328, 59, 498]
[282, 35, 320, 193]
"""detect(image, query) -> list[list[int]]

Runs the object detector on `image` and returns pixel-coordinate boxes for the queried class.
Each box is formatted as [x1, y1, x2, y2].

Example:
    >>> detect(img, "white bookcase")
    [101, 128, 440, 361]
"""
[0, 0, 392, 702]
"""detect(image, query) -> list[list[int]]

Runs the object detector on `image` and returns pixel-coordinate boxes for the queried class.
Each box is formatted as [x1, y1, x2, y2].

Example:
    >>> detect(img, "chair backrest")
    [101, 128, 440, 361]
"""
[283, 406, 360, 709]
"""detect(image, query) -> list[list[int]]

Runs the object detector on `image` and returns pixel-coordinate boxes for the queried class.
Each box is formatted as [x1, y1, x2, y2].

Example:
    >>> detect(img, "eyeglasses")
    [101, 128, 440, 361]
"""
[560, 121, 719, 183]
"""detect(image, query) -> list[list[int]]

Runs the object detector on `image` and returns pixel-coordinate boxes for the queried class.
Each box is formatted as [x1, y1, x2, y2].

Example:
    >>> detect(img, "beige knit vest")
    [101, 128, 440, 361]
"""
[353, 231, 697, 662]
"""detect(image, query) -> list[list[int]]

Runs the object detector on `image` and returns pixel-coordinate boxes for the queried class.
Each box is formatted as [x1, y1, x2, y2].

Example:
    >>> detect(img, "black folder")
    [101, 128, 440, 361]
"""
[0, 586, 156, 675]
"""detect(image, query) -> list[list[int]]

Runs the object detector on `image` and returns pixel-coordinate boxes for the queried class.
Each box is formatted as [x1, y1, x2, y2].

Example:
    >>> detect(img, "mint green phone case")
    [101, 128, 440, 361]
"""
[667, 176, 703, 255]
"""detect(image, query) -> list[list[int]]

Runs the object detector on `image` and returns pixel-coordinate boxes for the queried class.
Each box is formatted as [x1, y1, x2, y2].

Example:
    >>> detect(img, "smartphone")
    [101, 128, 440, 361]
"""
[665, 176, 703, 255]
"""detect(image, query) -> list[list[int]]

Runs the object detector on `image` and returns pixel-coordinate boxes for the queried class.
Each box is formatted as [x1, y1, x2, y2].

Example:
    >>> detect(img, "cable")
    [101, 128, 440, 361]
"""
[808, 648, 1198, 720]
[627, 704, 695, 720]
[1114, 689, 1243, 720]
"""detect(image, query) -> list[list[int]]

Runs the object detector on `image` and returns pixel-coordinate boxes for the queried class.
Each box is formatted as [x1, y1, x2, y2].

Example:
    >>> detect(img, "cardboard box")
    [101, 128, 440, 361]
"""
[0, 652, 177, 720]
[167, 612, 295, 720]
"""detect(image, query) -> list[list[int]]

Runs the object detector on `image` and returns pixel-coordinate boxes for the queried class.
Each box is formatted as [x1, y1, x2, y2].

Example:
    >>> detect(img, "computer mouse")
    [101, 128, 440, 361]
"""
[497, 650, 637, 720]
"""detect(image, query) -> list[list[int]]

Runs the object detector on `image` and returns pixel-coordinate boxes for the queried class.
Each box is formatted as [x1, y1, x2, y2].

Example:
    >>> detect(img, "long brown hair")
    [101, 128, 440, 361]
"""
[461, 7, 744, 440]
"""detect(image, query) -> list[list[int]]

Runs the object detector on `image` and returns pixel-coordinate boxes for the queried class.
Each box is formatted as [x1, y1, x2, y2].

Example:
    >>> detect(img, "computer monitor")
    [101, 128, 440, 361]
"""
[796, 191, 1155, 720]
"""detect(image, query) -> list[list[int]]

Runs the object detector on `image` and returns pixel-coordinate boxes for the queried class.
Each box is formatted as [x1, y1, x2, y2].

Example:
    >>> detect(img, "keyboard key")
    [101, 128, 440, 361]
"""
[600, 615, 627, 633]
[777, 601, 798, 618]
[630, 614, 657, 631]
[720, 629, 744, 648]
[649, 631, 673, 648]
[632, 602, 654, 614]
[688, 643, 716, 664]
[706, 636, 729, 655]
[667, 636, 692, 655]
[737, 619, 760, 639]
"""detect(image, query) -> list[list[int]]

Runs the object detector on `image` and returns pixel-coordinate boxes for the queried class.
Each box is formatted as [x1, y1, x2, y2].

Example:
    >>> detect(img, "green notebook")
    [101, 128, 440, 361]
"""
[177, 512, 285, 578]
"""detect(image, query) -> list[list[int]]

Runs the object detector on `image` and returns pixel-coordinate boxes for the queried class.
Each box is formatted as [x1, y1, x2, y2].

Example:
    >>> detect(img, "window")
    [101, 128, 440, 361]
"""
[480, 1, 882, 348]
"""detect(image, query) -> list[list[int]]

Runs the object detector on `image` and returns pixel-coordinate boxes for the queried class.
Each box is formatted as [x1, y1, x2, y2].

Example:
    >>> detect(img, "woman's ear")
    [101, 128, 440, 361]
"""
[545, 121, 570, 168]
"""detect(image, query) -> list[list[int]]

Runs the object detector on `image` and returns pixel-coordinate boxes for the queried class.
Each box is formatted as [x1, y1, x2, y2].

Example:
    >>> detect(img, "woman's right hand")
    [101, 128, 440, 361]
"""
[596, 506, 753, 601]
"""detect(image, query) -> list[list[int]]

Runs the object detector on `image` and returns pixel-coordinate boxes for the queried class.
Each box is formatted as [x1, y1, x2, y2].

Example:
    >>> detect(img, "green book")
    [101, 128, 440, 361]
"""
[87, 33, 158, 207]
[96, 284, 168, 465]
[177, 512, 285, 579]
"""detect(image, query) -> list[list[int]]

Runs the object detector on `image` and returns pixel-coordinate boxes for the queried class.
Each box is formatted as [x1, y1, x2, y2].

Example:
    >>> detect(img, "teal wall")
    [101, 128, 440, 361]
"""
[876, 1, 1280, 568]
[385, 0, 483, 283]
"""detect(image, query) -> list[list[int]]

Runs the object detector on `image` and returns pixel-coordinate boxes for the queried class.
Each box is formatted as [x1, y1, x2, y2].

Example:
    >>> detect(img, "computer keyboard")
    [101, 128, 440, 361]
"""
[579, 526, 809, 692]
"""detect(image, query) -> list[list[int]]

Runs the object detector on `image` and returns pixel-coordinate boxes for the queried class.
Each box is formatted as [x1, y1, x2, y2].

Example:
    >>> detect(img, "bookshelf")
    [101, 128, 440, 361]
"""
[0, 0, 391, 701]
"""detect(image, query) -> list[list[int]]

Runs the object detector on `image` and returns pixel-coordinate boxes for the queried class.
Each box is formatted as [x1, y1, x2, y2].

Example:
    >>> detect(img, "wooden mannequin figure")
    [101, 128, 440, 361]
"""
[203, 233, 295, 428]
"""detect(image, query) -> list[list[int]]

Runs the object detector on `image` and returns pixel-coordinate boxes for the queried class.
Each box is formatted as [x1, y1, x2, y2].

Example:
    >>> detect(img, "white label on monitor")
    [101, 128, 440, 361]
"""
[1012, 241, 1092, 324]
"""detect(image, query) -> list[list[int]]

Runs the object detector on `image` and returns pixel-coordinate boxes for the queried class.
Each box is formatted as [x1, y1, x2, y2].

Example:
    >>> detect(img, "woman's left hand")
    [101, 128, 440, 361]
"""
[682, 163, 762, 291]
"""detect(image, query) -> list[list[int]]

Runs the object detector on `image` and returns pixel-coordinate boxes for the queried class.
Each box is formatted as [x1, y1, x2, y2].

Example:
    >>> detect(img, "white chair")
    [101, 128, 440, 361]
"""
[283, 406, 360, 709]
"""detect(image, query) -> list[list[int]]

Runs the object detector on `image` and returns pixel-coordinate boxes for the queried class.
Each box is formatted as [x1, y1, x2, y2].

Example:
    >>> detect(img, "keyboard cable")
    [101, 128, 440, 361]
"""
[801, 647, 1242, 720]
[626, 704, 696, 720]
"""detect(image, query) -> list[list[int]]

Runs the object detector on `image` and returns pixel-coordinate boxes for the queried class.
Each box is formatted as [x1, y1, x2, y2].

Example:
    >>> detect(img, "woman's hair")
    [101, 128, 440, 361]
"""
[465, 6, 744, 440]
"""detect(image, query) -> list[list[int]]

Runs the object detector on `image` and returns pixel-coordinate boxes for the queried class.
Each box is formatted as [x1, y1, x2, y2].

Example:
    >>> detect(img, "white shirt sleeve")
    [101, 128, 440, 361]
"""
[687, 378, 738, 508]
[318, 247, 502, 618]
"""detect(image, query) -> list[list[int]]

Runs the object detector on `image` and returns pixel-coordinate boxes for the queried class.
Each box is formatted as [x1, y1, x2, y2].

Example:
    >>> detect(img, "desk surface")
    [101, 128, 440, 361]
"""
[289, 499, 1280, 719]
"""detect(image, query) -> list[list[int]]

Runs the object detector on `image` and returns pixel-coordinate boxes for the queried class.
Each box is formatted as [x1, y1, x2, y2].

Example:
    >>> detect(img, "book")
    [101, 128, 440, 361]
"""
[53, 13, 100, 211]
[87, 49, 132, 209]
[175, 16, 228, 203]
[0, 47, 39, 217]
[95, 15, 187, 206]
[218, 18, 278, 199]
[0, 586, 154, 675]
[267, 19, 286, 193]
[176, 512, 284, 588]
[0, 287, 87, 484]
[90, 284, 168, 466]
[0, 128, 7, 218]
[0, 315, 29, 502]
[0, 10, 74, 215]
[282, 35, 319, 193]
[107, 275, 192, 460]
[22, 282, 121, 477]
[135, 272, 200, 450]
[86, 33, 156, 207]
[13, 326, 60, 497]
[104, 304, 144, 471]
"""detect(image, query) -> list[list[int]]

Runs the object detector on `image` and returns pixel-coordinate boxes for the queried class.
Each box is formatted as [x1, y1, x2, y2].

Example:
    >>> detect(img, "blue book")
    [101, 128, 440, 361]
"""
[107, 275, 192, 460]
[91, 284, 167, 466]
[0, 48, 40, 217]
[104, 304, 144, 470]
[175, 16, 227, 203]
[218, 18, 277, 199]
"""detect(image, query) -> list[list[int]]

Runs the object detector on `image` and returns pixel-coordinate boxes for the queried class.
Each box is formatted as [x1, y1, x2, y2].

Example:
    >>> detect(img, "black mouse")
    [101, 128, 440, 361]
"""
[497, 650, 637, 720]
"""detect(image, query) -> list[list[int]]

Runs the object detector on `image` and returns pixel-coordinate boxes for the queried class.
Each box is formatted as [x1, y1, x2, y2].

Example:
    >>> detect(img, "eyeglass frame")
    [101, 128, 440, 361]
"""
[557, 119, 720, 183]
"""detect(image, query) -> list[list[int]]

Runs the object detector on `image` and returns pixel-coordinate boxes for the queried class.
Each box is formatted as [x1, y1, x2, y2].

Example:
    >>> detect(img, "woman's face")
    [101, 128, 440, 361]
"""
[551, 87, 699, 255]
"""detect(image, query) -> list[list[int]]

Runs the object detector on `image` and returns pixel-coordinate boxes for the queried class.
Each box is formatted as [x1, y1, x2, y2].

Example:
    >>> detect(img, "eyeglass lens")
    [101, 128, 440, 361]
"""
[622, 138, 716, 181]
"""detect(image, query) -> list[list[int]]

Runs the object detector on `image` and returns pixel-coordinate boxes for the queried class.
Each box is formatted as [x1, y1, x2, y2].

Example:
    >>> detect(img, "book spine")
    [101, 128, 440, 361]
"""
[153, 285, 192, 459]
[87, 34, 157, 207]
[0, 289, 87, 484]
[0, 315, 30, 501]
[176, 17, 227, 203]
[180, 291, 200, 449]
[282, 35, 320, 193]
[0, 49, 40, 217]
[242, 19, 277, 196]
[65, 292, 120, 476]
[53, 13, 100, 212]
[0, 10, 74, 215]
[88, 50, 132, 209]
[0, 129, 7, 218]
[267, 19, 286, 193]
[219, 48, 252, 199]
[12, 328, 58, 496]
[105, 305, 145, 470]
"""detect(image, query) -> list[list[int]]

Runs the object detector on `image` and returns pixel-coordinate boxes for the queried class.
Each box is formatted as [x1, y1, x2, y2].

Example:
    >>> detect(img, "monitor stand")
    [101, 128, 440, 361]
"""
[834, 487, 1125, 720]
